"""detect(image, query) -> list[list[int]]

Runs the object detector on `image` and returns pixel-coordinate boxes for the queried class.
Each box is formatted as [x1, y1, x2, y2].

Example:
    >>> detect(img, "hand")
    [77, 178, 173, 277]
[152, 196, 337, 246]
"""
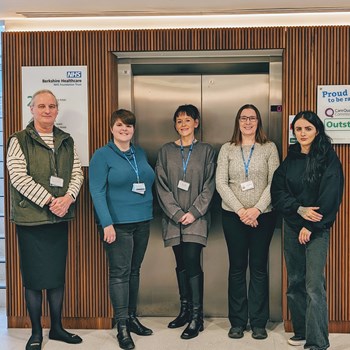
[298, 227, 312, 244]
[178, 212, 196, 226]
[239, 207, 260, 227]
[249, 219, 259, 228]
[297, 206, 323, 222]
[104, 225, 117, 244]
[49, 194, 73, 217]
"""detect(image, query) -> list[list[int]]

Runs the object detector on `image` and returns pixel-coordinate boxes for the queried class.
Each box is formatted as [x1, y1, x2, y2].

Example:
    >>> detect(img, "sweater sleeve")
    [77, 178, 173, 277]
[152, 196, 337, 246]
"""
[303, 151, 344, 232]
[66, 146, 84, 200]
[89, 149, 114, 228]
[188, 146, 216, 219]
[254, 143, 280, 212]
[6, 137, 51, 207]
[271, 158, 302, 215]
[155, 148, 186, 222]
[215, 143, 245, 213]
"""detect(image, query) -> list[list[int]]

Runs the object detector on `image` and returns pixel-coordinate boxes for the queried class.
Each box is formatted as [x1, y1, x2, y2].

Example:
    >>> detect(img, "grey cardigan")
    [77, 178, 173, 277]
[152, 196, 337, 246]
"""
[155, 141, 216, 247]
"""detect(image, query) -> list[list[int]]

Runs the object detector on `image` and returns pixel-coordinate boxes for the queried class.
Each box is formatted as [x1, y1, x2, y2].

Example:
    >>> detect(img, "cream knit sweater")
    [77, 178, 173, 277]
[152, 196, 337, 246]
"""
[216, 141, 280, 214]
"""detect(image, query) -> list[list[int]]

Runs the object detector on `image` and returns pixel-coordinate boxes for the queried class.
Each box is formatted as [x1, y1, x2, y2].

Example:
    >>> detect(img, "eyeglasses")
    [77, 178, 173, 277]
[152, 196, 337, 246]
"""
[240, 116, 258, 123]
[36, 104, 58, 111]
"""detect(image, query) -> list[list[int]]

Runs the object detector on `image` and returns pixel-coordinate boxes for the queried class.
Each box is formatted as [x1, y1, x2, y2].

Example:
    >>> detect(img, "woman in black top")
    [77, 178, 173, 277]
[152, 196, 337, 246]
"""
[271, 111, 343, 350]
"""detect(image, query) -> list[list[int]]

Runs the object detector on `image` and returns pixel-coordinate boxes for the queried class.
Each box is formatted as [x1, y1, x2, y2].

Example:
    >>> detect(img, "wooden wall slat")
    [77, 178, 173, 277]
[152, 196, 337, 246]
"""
[2, 26, 349, 330]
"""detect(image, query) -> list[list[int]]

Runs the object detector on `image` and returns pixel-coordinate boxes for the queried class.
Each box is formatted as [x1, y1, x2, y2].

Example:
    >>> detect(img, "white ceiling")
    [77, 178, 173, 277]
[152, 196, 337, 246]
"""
[1, 0, 350, 31]
[1, 0, 350, 18]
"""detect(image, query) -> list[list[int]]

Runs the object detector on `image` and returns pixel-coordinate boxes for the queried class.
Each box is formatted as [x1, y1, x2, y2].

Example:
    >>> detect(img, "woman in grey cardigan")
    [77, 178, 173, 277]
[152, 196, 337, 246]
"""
[155, 104, 216, 340]
[216, 104, 279, 340]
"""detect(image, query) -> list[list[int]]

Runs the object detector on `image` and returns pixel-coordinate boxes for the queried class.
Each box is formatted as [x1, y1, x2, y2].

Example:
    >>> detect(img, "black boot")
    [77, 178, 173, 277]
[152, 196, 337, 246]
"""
[117, 319, 135, 350]
[168, 269, 191, 328]
[129, 312, 153, 336]
[181, 273, 204, 339]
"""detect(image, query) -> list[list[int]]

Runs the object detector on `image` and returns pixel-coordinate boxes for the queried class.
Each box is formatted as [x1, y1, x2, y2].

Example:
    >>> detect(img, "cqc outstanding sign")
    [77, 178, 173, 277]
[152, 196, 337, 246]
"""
[22, 66, 89, 165]
[317, 85, 350, 144]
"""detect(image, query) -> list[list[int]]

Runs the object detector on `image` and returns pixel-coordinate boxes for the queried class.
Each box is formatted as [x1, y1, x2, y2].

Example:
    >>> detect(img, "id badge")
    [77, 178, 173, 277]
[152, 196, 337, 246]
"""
[50, 175, 64, 187]
[132, 183, 146, 195]
[178, 180, 190, 191]
[240, 180, 254, 191]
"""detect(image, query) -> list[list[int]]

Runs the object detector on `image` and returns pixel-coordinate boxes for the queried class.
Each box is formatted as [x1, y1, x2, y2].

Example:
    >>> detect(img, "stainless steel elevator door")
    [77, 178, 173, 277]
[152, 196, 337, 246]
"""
[133, 76, 202, 316]
[201, 74, 270, 316]
[132, 74, 279, 319]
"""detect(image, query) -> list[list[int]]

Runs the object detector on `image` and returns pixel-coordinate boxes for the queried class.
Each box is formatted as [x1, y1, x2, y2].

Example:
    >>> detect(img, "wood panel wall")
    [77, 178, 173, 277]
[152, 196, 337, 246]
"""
[2, 26, 350, 331]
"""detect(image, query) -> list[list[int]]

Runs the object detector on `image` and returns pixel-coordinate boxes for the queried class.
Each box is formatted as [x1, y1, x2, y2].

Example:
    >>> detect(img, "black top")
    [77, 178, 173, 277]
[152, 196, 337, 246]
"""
[271, 143, 344, 232]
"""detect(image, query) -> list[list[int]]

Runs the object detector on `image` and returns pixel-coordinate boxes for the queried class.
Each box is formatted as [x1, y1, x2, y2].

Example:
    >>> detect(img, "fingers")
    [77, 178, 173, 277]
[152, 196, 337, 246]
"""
[298, 228, 312, 244]
[303, 207, 322, 222]
[49, 206, 68, 217]
[240, 217, 259, 227]
[178, 213, 195, 226]
[103, 225, 117, 244]
[105, 235, 116, 244]
[49, 196, 71, 217]
[104, 232, 116, 244]
[240, 208, 260, 222]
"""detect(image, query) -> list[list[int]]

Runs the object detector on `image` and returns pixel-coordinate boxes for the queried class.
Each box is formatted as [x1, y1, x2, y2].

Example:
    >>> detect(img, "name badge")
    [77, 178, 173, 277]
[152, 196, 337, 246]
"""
[50, 175, 64, 188]
[178, 180, 190, 191]
[132, 183, 146, 195]
[241, 180, 254, 191]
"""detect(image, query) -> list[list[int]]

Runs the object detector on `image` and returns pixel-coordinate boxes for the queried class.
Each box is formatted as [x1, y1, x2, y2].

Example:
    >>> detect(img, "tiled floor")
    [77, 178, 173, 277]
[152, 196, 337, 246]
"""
[0, 310, 349, 350]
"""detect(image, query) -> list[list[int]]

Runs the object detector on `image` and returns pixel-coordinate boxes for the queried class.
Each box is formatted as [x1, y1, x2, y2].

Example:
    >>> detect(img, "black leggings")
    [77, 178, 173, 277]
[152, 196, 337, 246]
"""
[172, 242, 203, 278]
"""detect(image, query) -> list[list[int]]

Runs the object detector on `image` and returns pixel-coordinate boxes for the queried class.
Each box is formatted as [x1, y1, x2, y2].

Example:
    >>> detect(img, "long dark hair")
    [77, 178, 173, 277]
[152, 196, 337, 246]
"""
[230, 104, 268, 145]
[291, 110, 332, 184]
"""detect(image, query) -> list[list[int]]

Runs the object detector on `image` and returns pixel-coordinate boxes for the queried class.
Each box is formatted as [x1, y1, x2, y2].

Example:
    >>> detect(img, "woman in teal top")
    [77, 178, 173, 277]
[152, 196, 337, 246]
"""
[89, 109, 155, 350]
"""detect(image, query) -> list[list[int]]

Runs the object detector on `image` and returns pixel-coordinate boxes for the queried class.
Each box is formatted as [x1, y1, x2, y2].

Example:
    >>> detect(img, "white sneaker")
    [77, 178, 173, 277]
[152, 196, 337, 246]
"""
[288, 335, 306, 346]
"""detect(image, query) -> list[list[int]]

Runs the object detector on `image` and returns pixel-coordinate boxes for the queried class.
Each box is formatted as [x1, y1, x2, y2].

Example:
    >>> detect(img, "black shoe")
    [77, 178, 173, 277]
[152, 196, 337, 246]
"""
[180, 316, 204, 340]
[252, 327, 267, 339]
[26, 335, 43, 350]
[129, 314, 153, 336]
[49, 329, 83, 344]
[228, 326, 245, 339]
[288, 335, 306, 346]
[168, 301, 190, 328]
[117, 319, 135, 350]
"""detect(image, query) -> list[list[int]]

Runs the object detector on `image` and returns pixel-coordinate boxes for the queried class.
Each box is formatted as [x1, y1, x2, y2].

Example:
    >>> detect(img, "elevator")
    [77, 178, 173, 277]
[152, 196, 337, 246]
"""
[116, 50, 283, 321]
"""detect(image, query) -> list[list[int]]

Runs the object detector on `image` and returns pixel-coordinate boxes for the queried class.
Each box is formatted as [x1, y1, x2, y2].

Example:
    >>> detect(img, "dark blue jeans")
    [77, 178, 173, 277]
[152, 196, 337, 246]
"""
[102, 221, 150, 321]
[284, 221, 330, 350]
[222, 210, 276, 328]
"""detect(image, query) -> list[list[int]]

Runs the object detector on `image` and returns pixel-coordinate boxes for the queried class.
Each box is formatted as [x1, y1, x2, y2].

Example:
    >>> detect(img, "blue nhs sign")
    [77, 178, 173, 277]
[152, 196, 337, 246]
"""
[66, 71, 82, 78]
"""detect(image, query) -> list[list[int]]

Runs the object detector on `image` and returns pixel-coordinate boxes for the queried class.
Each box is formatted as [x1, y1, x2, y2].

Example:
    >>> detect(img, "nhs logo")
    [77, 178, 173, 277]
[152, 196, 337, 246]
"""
[66, 71, 82, 78]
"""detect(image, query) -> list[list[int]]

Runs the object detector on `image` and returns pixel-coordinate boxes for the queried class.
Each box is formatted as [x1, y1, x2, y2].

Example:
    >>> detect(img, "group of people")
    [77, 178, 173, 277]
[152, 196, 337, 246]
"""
[7, 89, 344, 350]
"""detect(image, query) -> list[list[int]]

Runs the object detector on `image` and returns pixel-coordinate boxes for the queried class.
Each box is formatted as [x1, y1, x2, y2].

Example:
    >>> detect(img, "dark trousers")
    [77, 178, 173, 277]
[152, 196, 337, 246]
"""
[172, 242, 203, 278]
[222, 209, 276, 328]
[103, 221, 150, 321]
[284, 221, 330, 350]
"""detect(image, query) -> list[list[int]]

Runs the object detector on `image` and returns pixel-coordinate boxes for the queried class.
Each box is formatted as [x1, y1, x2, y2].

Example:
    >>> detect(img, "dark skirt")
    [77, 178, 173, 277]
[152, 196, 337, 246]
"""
[16, 222, 68, 290]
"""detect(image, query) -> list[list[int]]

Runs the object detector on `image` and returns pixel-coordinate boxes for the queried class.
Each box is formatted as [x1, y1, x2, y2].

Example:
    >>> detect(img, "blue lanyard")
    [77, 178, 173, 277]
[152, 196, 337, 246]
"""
[123, 147, 140, 183]
[240, 144, 255, 179]
[180, 139, 195, 179]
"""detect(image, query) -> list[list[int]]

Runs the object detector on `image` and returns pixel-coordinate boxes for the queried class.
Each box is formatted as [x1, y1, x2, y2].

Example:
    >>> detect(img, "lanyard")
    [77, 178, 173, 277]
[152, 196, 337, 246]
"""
[180, 139, 195, 179]
[123, 147, 140, 183]
[240, 144, 255, 179]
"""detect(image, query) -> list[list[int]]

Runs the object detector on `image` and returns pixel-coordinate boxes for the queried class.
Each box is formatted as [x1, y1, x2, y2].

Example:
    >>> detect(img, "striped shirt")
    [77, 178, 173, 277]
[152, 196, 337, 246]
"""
[7, 133, 84, 208]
